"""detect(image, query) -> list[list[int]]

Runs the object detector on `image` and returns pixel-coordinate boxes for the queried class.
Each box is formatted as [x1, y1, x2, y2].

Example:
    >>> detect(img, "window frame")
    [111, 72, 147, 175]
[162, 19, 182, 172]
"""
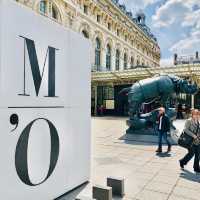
[116, 49, 120, 71]
[95, 38, 101, 70]
[106, 44, 111, 71]
[124, 53, 128, 70]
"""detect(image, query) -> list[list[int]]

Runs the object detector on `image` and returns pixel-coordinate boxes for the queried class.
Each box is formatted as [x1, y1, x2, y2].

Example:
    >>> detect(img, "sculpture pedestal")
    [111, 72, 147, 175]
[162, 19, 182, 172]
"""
[126, 127, 156, 135]
[123, 125, 179, 145]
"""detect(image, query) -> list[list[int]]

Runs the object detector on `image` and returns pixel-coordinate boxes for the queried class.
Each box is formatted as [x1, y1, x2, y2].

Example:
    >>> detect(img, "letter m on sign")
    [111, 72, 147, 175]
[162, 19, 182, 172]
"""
[19, 36, 58, 97]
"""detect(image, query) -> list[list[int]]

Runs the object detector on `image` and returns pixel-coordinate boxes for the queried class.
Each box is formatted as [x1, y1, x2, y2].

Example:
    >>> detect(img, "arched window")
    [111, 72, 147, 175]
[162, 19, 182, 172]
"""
[124, 53, 128, 70]
[82, 30, 89, 38]
[130, 56, 134, 69]
[95, 38, 101, 70]
[38, 1, 61, 22]
[106, 44, 111, 71]
[116, 49, 120, 71]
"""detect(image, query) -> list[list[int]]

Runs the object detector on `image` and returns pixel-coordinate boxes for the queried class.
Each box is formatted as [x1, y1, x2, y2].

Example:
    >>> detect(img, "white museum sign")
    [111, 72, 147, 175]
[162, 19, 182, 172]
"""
[0, 0, 91, 199]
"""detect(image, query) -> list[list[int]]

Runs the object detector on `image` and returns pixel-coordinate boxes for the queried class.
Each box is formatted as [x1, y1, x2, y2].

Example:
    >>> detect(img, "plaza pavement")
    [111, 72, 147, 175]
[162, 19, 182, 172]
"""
[58, 117, 200, 200]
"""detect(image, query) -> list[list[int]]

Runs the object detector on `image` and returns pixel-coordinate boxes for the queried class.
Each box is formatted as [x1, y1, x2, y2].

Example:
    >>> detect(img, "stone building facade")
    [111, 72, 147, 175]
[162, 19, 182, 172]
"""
[15, 0, 161, 115]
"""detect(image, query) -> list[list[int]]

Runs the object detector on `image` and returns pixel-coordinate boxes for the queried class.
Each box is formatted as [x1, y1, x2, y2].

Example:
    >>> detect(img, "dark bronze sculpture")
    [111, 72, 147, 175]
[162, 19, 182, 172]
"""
[120, 75, 198, 134]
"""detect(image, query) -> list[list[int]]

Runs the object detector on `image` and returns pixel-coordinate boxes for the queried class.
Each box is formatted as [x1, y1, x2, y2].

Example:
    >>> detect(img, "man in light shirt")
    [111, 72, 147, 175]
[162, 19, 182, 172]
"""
[156, 107, 172, 153]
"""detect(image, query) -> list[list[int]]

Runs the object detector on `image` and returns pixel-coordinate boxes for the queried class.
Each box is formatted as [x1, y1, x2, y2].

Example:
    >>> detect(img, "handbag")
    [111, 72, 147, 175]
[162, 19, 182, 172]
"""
[178, 122, 200, 149]
[178, 131, 194, 149]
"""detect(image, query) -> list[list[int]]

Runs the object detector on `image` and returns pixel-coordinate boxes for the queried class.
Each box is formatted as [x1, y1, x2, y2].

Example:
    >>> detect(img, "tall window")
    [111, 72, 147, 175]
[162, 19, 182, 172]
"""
[116, 49, 120, 71]
[124, 53, 127, 70]
[95, 38, 101, 70]
[39, 1, 47, 14]
[142, 59, 145, 66]
[103, 86, 114, 100]
[106, 44, 111, 71]
[125, 35, 127, 42]
[52, 4, 59, 20]
[97, 14, 101, 23]
[83, 5, 88, 14]
[131, 40, 134, 46]
[130, 56, 134, 68]
[117, 29, 120, 36]
[108, 22, 111, 30]
[82, 30, 89, 38]
[39, 1, 61, 22]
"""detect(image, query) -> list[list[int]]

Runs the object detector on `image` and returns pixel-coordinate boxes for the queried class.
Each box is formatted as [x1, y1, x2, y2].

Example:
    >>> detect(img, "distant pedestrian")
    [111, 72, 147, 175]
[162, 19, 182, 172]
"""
[176, 103, 184, 119]
[99, 105, 104, 116]
[185, 104, 190, 119]
[156, 107, 172, 153]
[179, 109, 200, 173]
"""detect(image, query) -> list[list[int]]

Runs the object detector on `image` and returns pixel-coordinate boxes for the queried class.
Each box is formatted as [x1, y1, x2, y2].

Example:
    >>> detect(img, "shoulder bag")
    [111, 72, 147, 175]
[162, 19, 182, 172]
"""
[178, 122, 199, 149]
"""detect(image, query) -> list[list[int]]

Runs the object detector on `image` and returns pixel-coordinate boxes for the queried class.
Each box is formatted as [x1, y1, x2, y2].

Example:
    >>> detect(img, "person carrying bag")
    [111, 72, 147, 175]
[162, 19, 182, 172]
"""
[179, 109, 200, 173]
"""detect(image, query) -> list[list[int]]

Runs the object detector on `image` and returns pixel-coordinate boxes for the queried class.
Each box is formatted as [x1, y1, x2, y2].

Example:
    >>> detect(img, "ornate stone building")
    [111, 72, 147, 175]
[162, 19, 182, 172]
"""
[15, 0, 161, 115]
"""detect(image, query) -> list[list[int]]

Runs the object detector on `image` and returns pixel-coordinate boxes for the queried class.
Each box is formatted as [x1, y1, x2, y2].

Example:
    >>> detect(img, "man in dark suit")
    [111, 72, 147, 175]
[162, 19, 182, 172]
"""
[156, 107, 172, 153]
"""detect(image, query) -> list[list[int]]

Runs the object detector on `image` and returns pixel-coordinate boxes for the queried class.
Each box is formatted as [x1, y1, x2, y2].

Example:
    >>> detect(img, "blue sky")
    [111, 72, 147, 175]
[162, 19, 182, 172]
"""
[119, 0, 200, 66]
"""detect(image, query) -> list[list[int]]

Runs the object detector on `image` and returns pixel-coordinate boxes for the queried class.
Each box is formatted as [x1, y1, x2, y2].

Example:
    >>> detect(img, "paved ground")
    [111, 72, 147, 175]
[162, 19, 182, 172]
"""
[58, 117, 200, 200]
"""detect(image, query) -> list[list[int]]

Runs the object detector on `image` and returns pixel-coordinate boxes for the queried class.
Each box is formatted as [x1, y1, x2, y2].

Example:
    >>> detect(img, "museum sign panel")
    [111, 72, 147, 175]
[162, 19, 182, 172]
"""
[0, 0, 91, 199]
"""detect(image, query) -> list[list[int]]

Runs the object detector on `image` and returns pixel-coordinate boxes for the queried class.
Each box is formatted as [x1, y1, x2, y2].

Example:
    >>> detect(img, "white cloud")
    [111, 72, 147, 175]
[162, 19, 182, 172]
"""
[182, 9, 200, 28]
[152, 0, 200, 28]
[119, 0, 200, 60]
[152, 0, 200, 56]
[160, 58, 174, 67]
[170, 30, 200, 54]
[152, 0, 189, 28]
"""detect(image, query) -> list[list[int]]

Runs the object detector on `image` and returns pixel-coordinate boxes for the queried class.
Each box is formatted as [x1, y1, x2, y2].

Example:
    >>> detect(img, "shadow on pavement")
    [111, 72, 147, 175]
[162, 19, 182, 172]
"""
[121, 139, 158, 146]
[55, 182, 89, 200]
[118, 135, 177, 146]
[156, 152, 172, 157]
[180, 169, 200, 183]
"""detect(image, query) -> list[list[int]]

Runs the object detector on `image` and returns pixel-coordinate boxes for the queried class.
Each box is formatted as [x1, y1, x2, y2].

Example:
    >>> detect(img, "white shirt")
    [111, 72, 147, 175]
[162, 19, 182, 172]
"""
[159, 116, 163, 130]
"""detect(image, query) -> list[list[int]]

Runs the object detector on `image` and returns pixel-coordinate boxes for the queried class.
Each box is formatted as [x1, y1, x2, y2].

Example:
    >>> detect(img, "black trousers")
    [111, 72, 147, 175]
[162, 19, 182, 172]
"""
[180, 145, 200, 170]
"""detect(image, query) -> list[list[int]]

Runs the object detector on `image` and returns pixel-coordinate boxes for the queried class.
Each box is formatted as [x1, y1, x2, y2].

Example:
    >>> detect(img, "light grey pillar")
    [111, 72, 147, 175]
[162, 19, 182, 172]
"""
[101, 48, 107, 71]
[191, 80, 195, 109]
[191, 94, 195, 109]
[111, 49, 116, 71]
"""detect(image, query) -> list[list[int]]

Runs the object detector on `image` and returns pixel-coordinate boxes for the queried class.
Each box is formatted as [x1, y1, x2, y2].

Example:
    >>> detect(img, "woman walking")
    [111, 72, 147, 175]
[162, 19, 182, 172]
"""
[179, 109, 200, 173]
